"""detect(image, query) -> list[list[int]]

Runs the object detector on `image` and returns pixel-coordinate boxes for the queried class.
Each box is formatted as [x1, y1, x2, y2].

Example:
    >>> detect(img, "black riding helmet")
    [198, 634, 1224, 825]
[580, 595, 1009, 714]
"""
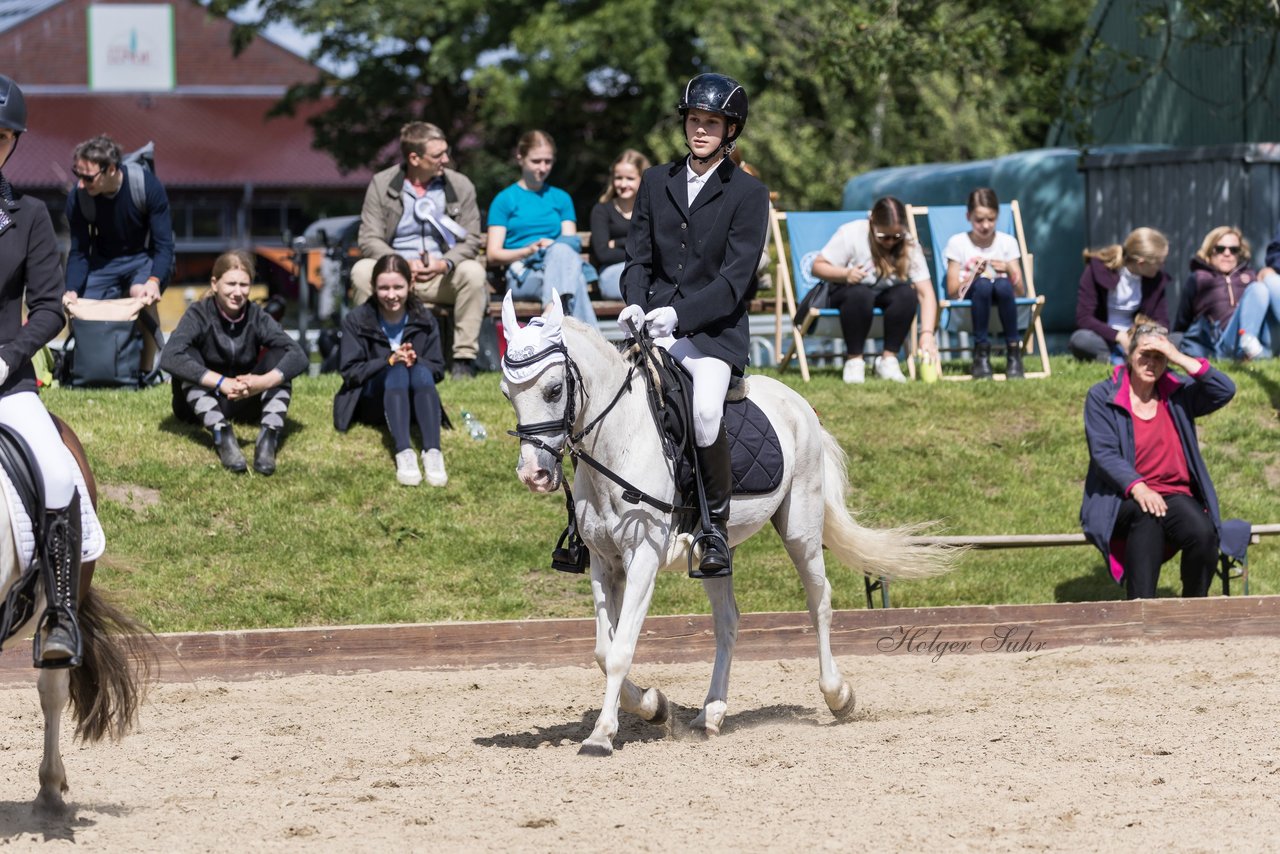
[0, 75, 27, 134]
[677, 73, 748, 145]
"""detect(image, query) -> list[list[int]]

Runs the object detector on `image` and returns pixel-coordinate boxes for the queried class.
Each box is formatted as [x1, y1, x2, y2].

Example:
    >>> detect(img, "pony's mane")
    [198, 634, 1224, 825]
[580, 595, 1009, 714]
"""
[562, 316, 626, 368]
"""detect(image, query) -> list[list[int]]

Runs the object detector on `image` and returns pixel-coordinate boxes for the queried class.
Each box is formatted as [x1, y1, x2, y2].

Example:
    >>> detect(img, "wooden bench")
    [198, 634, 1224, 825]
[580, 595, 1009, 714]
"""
[857, 523, 1280, 609]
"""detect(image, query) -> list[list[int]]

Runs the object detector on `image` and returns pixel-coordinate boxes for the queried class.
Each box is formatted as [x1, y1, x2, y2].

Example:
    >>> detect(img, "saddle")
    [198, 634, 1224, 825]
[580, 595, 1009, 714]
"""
[552, 342, 783, 574]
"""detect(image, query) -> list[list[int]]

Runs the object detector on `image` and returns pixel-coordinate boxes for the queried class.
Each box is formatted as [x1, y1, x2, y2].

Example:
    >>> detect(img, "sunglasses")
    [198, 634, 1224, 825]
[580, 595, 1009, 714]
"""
[72, 168, 103, 183]
[1134, 323, 1168, 337]
[873, 231, 905, 242]
[1211, 244, 1240, 256]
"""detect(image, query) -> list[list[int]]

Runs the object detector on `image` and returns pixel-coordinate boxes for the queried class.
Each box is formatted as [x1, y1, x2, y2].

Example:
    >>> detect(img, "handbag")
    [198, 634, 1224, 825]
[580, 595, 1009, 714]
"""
[59, 297, 166, 389]
[792, 280, 833, 327]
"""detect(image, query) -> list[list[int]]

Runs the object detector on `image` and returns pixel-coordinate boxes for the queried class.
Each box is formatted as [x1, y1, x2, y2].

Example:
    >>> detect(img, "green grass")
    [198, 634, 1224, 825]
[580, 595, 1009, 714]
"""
[42, 355, 1280, 632]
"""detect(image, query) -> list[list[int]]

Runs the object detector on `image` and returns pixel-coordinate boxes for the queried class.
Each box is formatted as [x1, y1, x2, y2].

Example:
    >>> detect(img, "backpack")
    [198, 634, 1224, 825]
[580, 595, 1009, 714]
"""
[75, 141, 155, 224]
[57, 297, 166, 389]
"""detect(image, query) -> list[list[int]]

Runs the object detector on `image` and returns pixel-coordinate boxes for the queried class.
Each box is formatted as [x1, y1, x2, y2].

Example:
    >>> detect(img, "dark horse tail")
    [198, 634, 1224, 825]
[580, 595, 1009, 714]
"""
[49, 414, 152, 742]
[67, 587, 152, 743]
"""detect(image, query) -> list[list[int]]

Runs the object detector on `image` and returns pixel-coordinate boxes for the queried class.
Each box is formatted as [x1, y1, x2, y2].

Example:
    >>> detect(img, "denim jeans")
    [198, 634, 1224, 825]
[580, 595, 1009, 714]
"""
[968, 276, 1019, 346]
[82, 252, 151, 300]
[597, 262, 624, 300]
[1181, 276, 1280, 360]
[507, 242, 598, 326]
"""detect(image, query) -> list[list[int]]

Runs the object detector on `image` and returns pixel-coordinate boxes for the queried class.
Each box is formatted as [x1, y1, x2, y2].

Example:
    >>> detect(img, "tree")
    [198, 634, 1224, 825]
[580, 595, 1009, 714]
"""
[211, 0, 1092, 213]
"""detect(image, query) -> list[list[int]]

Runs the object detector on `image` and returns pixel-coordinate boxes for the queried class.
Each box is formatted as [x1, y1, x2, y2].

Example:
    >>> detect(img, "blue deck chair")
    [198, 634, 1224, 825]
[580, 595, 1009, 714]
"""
[907, 201, 1050, 380]
[770, 209, 916, 381]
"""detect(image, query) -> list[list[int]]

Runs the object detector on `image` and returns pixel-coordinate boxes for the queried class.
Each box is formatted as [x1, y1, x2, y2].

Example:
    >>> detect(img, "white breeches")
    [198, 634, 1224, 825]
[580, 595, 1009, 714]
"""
[657, 336, 730, 447]
[0, 392, 77, 509]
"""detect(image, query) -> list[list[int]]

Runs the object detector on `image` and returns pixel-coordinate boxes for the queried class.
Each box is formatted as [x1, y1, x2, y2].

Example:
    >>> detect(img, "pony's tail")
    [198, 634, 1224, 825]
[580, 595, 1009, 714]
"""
[68, 588, 153, 743]
[819, 427, 961, 581]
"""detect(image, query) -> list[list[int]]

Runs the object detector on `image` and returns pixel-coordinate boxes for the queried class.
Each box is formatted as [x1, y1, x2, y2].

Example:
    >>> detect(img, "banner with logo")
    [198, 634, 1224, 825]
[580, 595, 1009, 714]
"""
[87, 4, 176, 91]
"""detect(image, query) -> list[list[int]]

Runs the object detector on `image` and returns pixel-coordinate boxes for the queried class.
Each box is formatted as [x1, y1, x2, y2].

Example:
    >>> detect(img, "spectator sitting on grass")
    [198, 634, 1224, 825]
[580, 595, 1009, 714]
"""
[1175, 225, 1280, 361]
[334, 254, 449, 488]
[1069, 228, 1171, 365]
[160, 250, 307, 476]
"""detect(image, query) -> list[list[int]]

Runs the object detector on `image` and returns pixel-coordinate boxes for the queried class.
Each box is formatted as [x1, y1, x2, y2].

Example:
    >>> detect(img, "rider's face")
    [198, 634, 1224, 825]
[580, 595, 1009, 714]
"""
[685, 109, 730, 159]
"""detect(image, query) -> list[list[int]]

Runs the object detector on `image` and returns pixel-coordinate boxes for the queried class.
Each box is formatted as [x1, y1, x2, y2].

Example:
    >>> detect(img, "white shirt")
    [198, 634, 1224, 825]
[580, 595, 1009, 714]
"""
[685, 157, 722, 206]
[818, 219, 930, 284]
[1107, 267, 1142, 331]
[943, 230, 1020, 279]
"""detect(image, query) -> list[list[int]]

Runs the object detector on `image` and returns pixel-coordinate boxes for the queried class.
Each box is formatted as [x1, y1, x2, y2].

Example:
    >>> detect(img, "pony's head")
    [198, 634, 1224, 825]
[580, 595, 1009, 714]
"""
[500, 291, 575, 493]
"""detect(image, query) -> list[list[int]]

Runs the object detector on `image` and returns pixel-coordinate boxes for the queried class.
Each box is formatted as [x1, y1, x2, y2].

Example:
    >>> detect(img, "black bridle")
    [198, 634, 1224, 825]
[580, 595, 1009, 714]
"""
[505, 334, 694, 514]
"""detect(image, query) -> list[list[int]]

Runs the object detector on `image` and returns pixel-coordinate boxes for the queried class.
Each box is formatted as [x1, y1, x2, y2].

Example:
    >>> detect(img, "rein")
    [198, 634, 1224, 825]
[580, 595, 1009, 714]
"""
[506, 332, 696, 515]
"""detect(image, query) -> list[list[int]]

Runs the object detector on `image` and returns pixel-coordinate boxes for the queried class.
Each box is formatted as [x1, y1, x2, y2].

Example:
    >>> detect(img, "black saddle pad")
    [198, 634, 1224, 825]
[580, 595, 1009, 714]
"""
[725, 396, 783, 495]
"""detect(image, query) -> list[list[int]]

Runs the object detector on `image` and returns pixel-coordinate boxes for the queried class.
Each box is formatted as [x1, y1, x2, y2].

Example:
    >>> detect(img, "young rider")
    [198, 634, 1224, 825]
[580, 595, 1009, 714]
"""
[0, 75, 85, 664]
[619, 72, 770, 578]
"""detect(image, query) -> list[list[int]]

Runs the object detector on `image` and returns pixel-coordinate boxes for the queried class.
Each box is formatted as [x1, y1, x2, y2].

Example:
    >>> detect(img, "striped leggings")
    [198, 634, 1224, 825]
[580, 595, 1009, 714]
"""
[178, 381, 291, 432]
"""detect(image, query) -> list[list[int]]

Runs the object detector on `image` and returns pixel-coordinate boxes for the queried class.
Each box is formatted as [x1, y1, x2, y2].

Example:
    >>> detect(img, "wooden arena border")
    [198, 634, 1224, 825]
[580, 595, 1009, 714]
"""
[1, 595, 1278, 684]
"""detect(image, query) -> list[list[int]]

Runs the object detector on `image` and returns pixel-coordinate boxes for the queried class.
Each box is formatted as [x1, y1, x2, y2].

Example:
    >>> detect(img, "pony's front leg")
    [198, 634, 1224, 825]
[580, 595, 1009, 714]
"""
[591, 560, 669, 728]
[692, 564, 738, 736]
[581, 551, 660, 757]
[34, 666, 70, 814]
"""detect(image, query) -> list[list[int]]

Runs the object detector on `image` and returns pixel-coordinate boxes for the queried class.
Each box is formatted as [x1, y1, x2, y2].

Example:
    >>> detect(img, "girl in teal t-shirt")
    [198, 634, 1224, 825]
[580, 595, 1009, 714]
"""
[485, 130, 596, 325]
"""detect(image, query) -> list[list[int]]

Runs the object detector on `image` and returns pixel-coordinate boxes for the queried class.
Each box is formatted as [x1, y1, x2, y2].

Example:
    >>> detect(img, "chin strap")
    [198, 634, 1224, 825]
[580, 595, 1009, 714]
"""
[685, 139, 735, 165]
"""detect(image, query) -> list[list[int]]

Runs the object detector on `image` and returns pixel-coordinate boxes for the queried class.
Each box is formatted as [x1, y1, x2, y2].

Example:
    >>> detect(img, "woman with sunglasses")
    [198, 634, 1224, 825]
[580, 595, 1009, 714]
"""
[1081, 316, 1234, 600]
[811, 196, 938, 383]
[1070, 228, 1172, 365]
[1175, 226, 1280, 361]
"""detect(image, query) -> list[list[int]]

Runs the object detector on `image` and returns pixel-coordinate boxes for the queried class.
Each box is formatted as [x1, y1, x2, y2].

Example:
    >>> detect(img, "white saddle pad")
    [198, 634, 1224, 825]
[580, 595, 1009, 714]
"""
[0, 466, 105, 571]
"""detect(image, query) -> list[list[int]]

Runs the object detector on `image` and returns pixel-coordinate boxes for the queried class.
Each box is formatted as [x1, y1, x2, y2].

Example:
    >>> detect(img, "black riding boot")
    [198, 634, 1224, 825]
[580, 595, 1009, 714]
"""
[212, 424, 247, 473]
[36, 491, 83, 668]
[1005, 342, 1025, 379]
[691, 425, 733, 579]
[971, 343, 993, 380]
[254, 426, 280, 476]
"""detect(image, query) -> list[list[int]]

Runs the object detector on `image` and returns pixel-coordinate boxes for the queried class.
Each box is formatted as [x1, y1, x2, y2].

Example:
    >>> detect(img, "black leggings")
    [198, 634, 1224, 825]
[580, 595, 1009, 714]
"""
[829, 281, 919, 356]
[1114, 494, 1218, 599]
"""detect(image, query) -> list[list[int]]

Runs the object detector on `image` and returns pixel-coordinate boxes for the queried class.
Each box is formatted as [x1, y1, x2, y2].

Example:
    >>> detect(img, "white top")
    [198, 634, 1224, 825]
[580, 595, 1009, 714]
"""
[686, 157, 723, 206]
[819, 219, 929, 284]
[1107, 267, 1142, 331]
[943, 230, 1020, 281]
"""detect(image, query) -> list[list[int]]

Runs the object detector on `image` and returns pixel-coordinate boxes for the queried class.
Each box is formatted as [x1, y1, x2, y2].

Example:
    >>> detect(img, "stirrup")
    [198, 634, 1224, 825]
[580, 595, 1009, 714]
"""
[551, 525, 588, 574]
[687, 530, 732, 580]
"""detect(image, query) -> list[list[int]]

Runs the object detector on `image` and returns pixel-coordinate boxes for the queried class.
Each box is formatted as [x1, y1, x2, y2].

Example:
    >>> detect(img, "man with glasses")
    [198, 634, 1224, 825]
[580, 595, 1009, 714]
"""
[64, 134, 173, 306]
[351, 122, 486, 379]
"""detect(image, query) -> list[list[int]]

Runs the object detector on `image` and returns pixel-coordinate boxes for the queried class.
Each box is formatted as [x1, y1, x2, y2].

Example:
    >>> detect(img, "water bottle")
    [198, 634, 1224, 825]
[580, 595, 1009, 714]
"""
[461, 410, 487, 441]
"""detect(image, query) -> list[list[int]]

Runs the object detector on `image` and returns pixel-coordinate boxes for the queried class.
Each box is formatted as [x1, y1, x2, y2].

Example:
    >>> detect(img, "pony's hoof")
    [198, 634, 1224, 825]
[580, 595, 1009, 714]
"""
[827, 683, 857, 721]
[578, 740, 614, 758]
[33, 788, 68, 817]
[646, 690, 670, 726]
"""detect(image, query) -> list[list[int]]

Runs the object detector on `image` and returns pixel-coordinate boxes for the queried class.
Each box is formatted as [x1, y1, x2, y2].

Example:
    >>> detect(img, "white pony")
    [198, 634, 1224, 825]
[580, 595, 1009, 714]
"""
[500, 292, 957, 756]
[0, 425, 148, 813]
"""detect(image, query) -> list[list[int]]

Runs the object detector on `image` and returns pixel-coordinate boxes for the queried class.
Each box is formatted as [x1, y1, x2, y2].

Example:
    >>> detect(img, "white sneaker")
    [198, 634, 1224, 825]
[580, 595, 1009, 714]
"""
[423, 449, 448, 487]
[395, 449, 422, 486]
[842, 358, 866, 384]
[1239, 332, 1264, 361]
[874, 355, 907, 383]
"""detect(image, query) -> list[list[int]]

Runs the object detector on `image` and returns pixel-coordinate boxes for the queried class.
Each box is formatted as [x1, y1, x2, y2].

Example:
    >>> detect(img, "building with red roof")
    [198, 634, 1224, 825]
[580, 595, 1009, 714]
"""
[0, 0, 369, 281]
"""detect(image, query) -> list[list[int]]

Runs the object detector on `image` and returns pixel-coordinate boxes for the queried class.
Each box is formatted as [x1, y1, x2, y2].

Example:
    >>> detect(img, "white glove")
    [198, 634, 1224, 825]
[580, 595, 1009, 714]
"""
[644, 306, 678, 338]
[0, 358, 8, 385]
[617, 304, 646, 336]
